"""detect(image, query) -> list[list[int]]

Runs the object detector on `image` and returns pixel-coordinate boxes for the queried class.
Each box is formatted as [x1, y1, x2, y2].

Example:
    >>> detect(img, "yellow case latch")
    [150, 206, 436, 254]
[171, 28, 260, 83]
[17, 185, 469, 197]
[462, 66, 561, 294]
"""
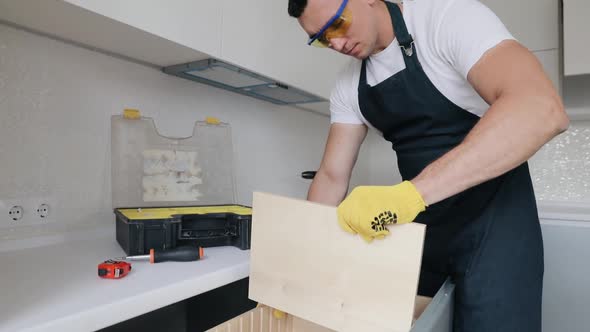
[123, 109, 141, 119]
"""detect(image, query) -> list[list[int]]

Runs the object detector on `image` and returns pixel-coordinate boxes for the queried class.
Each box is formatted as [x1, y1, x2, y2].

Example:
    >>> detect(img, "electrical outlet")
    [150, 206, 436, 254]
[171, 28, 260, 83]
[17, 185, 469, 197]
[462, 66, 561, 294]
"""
[9, 206, 23, 221]
[1, 196, 57, 228]
[36, 204, 50, 219]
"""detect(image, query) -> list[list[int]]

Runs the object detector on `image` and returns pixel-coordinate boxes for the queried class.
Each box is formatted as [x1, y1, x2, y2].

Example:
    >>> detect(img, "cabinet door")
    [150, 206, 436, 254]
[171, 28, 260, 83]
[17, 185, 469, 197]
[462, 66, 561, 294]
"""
[534, 49, 561, 95]
[221, 0, 349, 100]
[480, 0, 559, 51]
[64, 0, 223, 58]
[540, 220, 590, 332]
[563, 0, 590, 75]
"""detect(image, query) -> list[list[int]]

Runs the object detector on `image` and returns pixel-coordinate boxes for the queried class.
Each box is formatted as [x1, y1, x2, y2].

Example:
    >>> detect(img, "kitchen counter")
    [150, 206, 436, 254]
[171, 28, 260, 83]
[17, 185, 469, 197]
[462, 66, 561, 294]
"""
[537, 201, 590, 222]
[0, 226, 250, 332]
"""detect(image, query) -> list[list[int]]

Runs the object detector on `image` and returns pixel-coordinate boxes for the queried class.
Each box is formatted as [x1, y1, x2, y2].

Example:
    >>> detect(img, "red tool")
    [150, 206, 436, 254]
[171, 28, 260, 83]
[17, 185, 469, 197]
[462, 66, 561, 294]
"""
[98, 260, 132, 279]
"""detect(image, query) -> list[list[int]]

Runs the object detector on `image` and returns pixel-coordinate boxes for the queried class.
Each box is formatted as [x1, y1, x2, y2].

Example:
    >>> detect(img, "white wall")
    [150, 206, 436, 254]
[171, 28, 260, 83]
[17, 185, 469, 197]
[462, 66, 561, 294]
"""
[0, 23, 372, 241]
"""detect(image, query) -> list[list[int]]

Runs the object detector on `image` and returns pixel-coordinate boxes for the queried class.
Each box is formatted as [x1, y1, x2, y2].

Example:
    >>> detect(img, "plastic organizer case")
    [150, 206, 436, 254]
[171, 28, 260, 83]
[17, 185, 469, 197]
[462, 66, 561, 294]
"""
[111, 111, 250, 255]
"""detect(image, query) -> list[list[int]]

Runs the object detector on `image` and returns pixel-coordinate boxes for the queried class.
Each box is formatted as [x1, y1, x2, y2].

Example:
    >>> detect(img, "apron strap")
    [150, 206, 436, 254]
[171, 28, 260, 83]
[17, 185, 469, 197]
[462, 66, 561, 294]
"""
[386, 1, 415, 58]
[360, 1, 419, 85]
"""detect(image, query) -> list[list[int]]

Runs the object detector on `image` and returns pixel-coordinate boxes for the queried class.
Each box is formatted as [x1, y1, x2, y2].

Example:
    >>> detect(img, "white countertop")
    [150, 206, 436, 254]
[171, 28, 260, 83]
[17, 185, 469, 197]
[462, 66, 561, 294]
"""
[537, 201, 590, 222]
[0, 227, 250, 332]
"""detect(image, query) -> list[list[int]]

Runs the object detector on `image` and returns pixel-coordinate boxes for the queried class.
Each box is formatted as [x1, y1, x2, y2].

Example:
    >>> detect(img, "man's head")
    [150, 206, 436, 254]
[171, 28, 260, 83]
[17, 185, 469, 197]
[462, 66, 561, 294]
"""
[288, 0, 384, 59]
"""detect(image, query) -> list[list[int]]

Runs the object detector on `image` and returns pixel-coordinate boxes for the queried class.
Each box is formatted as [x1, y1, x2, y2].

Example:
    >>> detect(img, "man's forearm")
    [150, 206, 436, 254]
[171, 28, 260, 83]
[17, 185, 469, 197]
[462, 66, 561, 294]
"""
[411, 94, 569, 205]
[307, 170, 349, 206]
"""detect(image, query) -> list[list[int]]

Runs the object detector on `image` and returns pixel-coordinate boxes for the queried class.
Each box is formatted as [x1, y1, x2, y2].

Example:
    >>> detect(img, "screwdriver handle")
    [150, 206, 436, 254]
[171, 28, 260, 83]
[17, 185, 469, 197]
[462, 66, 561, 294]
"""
[150, 246, 204, 263]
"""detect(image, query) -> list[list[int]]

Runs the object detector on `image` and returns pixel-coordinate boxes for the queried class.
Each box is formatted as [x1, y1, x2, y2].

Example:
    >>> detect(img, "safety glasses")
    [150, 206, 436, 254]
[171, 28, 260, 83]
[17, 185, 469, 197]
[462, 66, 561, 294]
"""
[307, 0, 352, 48]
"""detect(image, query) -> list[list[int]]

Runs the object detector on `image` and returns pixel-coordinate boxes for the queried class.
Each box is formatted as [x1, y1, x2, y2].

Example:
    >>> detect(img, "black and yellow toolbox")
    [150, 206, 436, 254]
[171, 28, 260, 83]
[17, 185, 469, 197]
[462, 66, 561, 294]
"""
[111, 110, 251, 256]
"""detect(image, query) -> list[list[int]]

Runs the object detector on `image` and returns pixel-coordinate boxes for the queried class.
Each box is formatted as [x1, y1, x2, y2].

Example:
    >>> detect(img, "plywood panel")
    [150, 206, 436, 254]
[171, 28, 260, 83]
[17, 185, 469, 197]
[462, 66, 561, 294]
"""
[249, 192, 426, 332]
[290, 316, 334, 332]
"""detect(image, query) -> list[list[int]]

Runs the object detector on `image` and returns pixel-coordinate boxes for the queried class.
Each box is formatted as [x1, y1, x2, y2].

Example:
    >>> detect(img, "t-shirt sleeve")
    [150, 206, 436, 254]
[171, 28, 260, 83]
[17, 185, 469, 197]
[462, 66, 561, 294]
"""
[436, 0, 516, 79]
[329, 61, 364, 125]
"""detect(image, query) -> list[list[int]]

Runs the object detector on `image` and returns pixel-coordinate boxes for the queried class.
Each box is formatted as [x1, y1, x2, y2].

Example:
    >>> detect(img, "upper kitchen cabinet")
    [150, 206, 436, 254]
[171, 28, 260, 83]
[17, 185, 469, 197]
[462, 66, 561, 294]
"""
[535, 49, 562, 95]
[220, 0, 349, 100]
[0, 0, 218, 66]
[62, 0, 222, 58]
[563, 0, 590, 76]
[480, 0, 559, 52]
[0, 0, 346, 105]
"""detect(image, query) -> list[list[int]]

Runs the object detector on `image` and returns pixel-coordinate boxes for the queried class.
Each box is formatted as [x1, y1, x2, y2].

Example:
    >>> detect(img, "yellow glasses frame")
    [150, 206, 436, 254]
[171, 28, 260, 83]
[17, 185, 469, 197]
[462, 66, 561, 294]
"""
[307, 0, 353, 48]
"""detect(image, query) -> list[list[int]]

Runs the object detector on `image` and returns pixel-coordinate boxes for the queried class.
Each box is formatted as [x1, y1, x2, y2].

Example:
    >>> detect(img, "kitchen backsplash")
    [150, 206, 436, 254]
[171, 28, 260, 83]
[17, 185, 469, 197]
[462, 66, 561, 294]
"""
[530, 121, 590, 204]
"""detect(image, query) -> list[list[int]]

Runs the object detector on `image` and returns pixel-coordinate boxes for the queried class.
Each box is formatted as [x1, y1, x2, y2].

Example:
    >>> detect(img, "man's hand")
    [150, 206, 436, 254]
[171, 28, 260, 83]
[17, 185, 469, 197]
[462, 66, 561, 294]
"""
[337, 181, 427, 242]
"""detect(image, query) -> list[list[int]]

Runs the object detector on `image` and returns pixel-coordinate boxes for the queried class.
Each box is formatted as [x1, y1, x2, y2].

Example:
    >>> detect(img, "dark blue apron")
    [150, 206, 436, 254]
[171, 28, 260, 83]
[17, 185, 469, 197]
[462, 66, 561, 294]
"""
[357, 2, 544, 331]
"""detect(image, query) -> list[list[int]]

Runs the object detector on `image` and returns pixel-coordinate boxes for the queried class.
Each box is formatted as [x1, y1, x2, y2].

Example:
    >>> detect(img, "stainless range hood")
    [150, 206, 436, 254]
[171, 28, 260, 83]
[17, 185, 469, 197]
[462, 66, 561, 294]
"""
[162, 59, 326, 105]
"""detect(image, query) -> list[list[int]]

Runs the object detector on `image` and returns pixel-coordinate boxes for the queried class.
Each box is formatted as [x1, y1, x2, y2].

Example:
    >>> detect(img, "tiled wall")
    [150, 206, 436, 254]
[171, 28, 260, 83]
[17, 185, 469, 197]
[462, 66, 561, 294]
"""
[530, 121, 590, 204]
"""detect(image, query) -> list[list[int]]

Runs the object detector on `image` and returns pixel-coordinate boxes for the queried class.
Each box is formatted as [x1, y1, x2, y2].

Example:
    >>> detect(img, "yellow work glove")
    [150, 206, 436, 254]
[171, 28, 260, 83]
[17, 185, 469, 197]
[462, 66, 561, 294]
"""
[337, 181, 427, 242]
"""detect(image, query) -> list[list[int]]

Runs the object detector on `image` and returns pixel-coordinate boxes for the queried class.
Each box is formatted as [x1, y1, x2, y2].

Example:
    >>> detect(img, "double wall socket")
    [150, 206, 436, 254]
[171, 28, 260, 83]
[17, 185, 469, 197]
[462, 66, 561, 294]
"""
[0, 196, 57, 228]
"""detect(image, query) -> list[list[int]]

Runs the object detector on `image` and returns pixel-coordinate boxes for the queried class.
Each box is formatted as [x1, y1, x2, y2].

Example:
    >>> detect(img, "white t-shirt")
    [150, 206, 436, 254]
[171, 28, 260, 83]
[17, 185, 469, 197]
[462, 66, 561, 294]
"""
[330, 0, 515, 128]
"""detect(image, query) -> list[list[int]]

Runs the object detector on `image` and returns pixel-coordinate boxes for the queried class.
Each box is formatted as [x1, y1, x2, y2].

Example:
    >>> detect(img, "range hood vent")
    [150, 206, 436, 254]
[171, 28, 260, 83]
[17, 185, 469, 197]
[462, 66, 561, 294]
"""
[162, 59, 325, 105]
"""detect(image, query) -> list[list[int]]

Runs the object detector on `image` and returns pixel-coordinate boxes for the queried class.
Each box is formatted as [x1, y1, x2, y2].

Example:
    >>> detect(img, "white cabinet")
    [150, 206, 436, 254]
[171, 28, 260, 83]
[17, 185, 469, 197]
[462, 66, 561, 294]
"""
[563, 0, 590, 76]
[534, 49, 561, 95]
[478, 1, 564, 96]
[220, 0, 348, 100]
[0, 0, 212, 66]
[480, 0, 559, 51]
[0, 0, 347, 103]
[540, 219, 590, 332]
[63, 0, 350, 101]
[63, 0, 223, 58]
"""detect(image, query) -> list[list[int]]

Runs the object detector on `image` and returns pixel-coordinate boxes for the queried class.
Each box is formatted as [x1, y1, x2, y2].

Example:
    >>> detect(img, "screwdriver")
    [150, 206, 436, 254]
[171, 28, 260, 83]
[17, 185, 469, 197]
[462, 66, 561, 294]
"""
[118, 245, 205, 264]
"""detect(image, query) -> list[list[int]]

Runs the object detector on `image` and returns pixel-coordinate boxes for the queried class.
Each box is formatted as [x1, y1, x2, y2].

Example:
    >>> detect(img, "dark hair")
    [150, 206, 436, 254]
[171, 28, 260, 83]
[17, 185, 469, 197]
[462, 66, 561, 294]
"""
[288, 0, 308, 18]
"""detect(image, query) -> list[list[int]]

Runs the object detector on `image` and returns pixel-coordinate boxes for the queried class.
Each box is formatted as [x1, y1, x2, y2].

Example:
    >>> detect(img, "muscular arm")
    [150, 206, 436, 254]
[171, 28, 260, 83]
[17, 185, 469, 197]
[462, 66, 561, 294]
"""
[412, 40, 569, 205]
[307, 123, 368, 206]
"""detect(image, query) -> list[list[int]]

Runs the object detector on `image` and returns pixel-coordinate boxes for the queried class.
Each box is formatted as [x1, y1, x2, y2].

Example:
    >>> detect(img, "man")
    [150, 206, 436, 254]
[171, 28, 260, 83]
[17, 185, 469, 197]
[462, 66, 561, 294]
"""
[288, 0, 569, 331]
